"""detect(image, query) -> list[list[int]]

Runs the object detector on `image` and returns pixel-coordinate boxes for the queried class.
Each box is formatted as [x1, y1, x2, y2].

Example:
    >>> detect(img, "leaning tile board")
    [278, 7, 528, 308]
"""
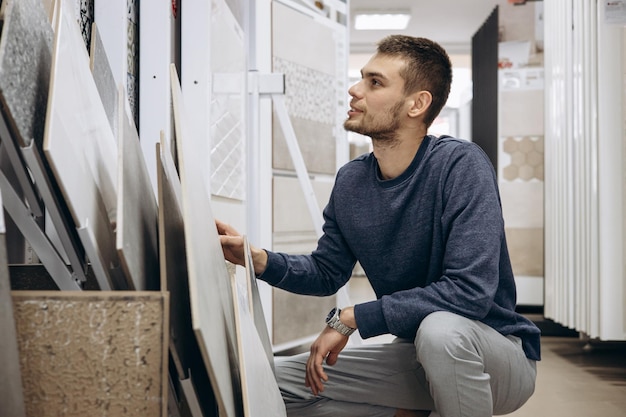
[157, 137, 216, 415]
[0, 0, 51, 217]
[171, 63, 241, 417]
[244, 236, 274, 370]
[89, 22, 119, 141]
[234, 239, 286, 416]
[0, 192, 26, 417]
[116, 86, 159, 291]
[12, 291, 169, 417]
[43, 0, 124, 290]
[156, 137, 193, 375]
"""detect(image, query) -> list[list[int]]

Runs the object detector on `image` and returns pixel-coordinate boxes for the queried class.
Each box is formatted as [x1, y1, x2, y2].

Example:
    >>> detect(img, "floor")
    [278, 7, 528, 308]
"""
[506, 336, 626, 417]
[347, 278, 626, 417]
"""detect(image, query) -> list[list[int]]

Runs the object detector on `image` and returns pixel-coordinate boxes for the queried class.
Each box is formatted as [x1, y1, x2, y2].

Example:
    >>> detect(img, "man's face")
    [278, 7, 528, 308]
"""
[344, 54, 408, 140]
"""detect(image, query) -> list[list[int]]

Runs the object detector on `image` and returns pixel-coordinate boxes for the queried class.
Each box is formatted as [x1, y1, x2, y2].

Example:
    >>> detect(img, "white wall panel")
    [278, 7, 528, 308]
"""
[544, 0, 625, 340]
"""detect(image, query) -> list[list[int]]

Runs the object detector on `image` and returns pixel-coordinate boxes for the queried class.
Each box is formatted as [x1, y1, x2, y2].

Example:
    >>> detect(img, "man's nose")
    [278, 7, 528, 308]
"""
[348, 80, 362, 98]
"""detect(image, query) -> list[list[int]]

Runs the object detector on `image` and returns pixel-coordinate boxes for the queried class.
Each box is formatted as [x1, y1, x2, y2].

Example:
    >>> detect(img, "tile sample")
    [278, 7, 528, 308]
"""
[244, 236, 274, 370]
[43, 0, 123, 290]
[89, 22, 119, 140]
[232, 242, 286, 417]
[0, 0, 51, 216]
[0, 0, 53, 148]
[157, 136, 216, 416]
[13, 291, 169, 417]
[272, 289, 336, 346]
[272, 1, 338, 175]
[116, 87, 159, 291]
[0, 193, 26, 417]
[209, 0, 246, 200]
[171, 64, 241, 417]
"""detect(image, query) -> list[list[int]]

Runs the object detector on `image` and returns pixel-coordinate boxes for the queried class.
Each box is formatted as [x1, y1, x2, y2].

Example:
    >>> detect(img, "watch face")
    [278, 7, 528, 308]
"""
[325, 307, 337, 323]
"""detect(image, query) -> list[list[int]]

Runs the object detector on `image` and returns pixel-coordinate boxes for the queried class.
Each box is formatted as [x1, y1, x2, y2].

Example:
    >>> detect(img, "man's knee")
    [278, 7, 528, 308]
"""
[414, 312, 477, 362]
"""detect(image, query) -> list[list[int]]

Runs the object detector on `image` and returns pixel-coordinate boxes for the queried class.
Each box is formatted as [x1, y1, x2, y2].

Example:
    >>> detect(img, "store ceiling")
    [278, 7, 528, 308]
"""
[349, 0, 499, 55]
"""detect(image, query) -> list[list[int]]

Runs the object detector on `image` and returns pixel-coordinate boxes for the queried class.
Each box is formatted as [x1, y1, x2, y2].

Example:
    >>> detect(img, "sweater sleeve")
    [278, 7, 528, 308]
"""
[356, 143, 507, 339]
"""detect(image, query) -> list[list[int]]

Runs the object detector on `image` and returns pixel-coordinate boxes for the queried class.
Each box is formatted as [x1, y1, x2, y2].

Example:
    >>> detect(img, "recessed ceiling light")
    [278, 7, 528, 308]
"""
[354, 11, 411, 30]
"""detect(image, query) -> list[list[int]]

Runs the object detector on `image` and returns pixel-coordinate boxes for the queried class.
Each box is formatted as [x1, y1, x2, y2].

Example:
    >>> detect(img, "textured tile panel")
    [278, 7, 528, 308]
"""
[0, 0, 53, 147]
[273, 114, 336, 174]
[505, 227, 544, 277]
[13, 291, 168, 417]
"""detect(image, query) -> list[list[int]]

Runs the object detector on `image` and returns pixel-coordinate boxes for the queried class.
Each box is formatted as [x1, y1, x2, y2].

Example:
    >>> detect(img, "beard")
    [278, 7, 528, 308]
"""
[343, 99, 405, 142]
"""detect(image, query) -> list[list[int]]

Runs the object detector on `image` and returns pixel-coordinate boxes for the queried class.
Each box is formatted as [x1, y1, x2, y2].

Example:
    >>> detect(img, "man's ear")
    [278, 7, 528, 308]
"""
[407, 91, 432, 118]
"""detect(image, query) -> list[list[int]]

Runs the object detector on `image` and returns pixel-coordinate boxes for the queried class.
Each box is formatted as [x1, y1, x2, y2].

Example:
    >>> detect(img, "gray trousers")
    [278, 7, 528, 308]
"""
[275, 312, 537, 417]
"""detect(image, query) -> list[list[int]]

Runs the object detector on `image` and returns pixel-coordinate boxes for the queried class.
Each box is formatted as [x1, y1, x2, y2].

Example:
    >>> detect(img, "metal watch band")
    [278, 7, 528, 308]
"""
[326, 308, 356, 336]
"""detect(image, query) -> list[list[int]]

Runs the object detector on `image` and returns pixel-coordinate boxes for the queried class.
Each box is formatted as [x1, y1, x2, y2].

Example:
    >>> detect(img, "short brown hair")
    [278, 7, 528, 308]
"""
[377, 35, 452, 127]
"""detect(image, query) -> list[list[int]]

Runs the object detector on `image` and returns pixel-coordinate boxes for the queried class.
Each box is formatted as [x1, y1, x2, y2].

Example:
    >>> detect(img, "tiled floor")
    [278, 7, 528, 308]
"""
[347, 278, 626, 417]
[506, 336, 626, 417]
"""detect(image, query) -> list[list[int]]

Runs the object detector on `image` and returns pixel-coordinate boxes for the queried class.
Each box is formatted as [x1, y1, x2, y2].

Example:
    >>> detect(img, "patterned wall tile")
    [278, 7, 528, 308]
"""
[273, 57, 335, 125]
[209, 0, 246, 201]
[75, 0, 94, 52]
[272, 57, 337, 174]
[501, 136, 544, 181]
[127, 0, 139, 127]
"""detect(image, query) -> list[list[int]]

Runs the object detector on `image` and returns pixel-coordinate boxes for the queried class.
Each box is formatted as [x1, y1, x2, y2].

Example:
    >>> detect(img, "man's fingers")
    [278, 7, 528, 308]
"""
[305, 355, 328, 395]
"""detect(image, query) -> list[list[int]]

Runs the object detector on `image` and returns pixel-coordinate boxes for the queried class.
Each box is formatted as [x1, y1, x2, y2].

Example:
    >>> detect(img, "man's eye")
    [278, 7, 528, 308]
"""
[371, 79, 381, 86]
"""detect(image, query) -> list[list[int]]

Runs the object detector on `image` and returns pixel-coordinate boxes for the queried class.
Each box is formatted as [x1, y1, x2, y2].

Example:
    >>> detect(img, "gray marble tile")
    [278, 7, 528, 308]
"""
[90, 22, 119, 140]
[0, 0, 53, 147]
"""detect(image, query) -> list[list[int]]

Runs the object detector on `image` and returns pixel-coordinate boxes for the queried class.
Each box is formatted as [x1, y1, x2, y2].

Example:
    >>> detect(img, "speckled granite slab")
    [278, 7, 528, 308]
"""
[12, 291, 169, 417]
[0, 0, 53, 148]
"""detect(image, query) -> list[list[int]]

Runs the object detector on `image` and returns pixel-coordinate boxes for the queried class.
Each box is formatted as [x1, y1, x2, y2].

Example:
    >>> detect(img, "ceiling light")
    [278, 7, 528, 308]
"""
[354, 11, 411, 30]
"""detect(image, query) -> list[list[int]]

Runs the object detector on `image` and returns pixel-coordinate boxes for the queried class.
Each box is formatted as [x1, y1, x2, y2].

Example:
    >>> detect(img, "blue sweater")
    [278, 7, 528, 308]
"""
[260, 136, 541, 361]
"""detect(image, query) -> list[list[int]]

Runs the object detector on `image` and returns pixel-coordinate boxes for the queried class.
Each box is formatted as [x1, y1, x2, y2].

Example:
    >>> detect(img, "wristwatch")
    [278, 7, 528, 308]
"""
[325, 307, 356, 336]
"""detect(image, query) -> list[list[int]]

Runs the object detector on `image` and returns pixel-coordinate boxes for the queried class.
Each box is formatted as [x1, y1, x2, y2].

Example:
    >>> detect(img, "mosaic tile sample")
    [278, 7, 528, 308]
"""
[74, 0, 94, 51]
[501, 136, 544, 181]
[272, 1, 339, 175]
[13, 291, 169, 417]
[127, 0, 139, 127]
[209, 0, 246, 200]
[0, 0, 53, 148]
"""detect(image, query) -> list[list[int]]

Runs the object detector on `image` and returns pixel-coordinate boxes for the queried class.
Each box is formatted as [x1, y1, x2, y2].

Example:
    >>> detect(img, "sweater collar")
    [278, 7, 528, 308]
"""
[374, 135, 432, 188]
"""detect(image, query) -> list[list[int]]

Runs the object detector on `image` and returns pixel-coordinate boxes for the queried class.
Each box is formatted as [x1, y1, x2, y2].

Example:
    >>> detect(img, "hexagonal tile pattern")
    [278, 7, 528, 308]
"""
[502, 136, 544, 181]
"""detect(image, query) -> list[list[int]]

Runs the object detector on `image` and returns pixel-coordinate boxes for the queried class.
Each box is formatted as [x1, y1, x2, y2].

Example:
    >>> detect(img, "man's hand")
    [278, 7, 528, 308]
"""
[215, 219, 268, 274]
[215, 220, 246, 266]
[305, 325, 349, 396]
